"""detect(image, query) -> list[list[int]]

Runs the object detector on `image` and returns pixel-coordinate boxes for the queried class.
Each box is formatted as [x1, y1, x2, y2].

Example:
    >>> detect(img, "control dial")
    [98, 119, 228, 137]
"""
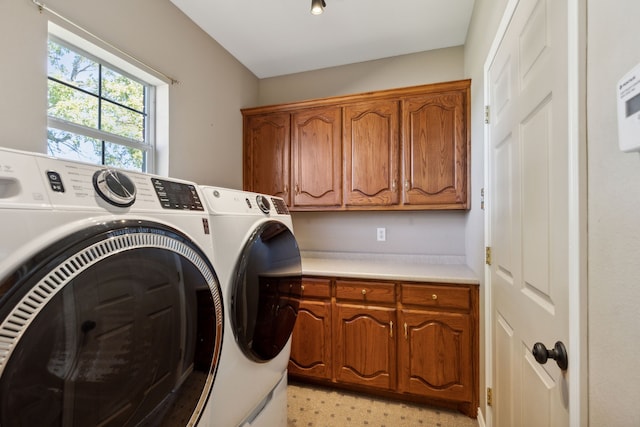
[256, 195, 271, 214]
[93, 169, 136, 207]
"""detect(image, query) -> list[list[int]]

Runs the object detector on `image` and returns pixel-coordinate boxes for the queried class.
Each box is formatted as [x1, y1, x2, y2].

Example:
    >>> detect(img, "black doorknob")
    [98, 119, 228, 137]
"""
[532, 341, 568, 371]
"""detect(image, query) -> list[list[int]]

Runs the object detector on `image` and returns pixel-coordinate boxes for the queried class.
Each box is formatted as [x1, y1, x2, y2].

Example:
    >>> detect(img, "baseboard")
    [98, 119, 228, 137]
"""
[476, 407, 486, 427]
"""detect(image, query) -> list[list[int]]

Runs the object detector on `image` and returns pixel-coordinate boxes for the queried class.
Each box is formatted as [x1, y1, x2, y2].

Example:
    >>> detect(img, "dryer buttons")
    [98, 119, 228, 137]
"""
[46, 171, 65, 193]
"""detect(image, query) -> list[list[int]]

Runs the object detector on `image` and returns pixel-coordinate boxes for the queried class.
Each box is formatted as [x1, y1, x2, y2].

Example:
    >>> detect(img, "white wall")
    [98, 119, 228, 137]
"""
[257, 47, 468, 258]
[587, 0, 640, 425]
[0, 0, 258, 188]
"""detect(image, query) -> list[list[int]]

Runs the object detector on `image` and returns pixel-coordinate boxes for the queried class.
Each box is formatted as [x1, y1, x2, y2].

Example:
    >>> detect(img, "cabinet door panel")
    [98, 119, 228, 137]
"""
[243, 113, 290, 204]
[398, 309, 471, 401]
[292, 107, 342, 207]
[402, 91, 468, 207]
[334, 304, 396, 390]
[344, 101, 400, 206]
[289, 300, 332, 380]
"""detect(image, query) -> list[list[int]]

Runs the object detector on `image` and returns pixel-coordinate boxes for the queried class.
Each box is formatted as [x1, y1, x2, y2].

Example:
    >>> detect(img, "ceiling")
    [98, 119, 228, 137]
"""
[169, 0, 476, 79]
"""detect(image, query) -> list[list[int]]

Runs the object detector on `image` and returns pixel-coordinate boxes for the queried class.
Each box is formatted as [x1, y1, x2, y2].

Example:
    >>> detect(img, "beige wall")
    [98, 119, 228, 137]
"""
[462, 0, 509, 421]
[0, 0, 257, 188]
[259, 46, 464, 105]
[587, 0, 640, 425]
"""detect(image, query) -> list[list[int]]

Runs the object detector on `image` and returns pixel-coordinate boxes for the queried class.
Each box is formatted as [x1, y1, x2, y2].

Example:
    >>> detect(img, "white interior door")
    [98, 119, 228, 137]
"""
[486, 0, 578, 425]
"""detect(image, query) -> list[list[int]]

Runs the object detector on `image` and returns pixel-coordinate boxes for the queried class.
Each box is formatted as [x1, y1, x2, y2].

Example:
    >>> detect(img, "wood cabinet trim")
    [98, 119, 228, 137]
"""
[241, 79, 471, 115]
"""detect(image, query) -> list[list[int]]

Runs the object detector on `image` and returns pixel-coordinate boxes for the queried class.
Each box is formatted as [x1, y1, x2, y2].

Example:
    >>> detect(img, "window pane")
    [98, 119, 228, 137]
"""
[47, 128, 102, 165]
[102, 67, 145, 112]
[101, 100, 145, 141]
[48, 80, 99, 129]
[104, 142, 144, 172]
[47, 40, 99, 94]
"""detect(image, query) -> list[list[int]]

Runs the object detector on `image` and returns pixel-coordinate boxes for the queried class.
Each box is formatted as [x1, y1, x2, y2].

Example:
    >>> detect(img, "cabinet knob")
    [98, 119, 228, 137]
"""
[390, 321, 393, 338]
[301, 284, 305, 293]
[404, 322, 408, 339]
[361, 289, 367, 295]
[432, 294, 438, 300]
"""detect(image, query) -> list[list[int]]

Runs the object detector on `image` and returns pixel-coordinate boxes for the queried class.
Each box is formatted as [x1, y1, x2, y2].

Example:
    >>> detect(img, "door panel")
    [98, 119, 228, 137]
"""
[488, 0, 570, 425]
[344, 101, 400, 206]
[333, 304, 395, 390]
[244, 113, 291, 203]
[291, 107, 342, 207]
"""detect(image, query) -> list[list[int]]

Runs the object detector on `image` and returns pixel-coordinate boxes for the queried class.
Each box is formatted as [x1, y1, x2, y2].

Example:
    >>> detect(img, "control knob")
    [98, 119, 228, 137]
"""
[93, 169, 136, 207]
[256, 195, 270, 214]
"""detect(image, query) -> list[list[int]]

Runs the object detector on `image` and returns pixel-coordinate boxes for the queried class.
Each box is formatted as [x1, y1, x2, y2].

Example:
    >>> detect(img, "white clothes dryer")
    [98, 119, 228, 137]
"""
[199, 186, 302, 427]
[0, 147, 224, 426]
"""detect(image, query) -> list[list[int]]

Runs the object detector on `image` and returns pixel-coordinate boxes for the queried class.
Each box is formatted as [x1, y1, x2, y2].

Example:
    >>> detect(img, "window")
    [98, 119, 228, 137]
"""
[47, 37, 154, 172]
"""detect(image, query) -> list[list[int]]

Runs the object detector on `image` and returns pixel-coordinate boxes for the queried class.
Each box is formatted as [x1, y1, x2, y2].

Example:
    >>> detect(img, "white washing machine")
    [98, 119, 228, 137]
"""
[199, 186, 302, 427]
[0, 147, 225, 426]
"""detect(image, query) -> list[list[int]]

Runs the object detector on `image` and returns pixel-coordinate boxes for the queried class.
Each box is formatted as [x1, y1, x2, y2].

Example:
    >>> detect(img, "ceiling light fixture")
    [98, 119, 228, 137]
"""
[311, 0, 326, 15]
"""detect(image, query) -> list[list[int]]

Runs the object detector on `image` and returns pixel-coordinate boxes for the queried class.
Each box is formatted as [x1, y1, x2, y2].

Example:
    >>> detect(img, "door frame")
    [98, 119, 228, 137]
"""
[482, 0, 588, 426]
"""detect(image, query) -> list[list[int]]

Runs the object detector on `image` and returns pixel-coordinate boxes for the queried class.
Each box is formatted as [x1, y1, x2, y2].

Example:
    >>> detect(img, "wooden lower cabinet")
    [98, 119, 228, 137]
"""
[288, 276, 479, 418]
[398, 309, 472, 402]
[333, 303, 396, 391]
[289, 278, 332, 380]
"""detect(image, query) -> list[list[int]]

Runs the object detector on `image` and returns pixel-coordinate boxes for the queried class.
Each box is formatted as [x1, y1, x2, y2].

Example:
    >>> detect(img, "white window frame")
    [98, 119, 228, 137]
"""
[48, 22, 168, 174]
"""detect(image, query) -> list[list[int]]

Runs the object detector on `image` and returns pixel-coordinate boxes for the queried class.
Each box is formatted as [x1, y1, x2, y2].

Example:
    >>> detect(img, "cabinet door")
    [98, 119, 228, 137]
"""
[291, 107, 342, 207]
[243, 112, 291, 204]
[402, 90, 468, 208]
[344, 101, 400, 206]
[398, 309, 472, 402]
[333, 303, 396, 390]
[289, 300, 332, 380]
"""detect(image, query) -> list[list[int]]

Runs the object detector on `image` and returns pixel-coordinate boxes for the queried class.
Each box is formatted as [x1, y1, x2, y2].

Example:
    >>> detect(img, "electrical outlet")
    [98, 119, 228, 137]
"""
[376, 227, 386, 242]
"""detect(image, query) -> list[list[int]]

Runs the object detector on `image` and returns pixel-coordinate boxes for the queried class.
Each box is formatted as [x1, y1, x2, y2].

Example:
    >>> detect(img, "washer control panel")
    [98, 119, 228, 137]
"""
[152, 178, 204, 211]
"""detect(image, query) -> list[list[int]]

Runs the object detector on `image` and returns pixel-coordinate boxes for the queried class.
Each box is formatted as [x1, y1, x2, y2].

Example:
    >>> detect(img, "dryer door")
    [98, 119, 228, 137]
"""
[231, 221, 302, 362]
[0, 220, 223, 427]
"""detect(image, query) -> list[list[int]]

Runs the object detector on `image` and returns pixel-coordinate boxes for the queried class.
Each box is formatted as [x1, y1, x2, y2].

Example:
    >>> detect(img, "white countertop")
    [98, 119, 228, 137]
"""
[301, 252, 479, 285]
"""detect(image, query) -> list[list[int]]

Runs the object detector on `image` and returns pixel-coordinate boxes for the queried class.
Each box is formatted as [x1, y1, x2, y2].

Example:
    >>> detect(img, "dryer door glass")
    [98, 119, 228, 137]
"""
[232, 221, 302, 362]
[0, 221, 223, 427]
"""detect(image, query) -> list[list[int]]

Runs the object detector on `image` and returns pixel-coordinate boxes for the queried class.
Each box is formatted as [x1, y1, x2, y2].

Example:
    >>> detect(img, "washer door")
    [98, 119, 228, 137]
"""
[231, 221, 302, 362]
[0, 221, 223, 427]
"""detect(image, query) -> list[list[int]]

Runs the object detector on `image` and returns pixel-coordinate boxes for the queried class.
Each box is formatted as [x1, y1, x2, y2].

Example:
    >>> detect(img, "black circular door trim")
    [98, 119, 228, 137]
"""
[231, 220, 302, 363]
[0, 219, 223, 426]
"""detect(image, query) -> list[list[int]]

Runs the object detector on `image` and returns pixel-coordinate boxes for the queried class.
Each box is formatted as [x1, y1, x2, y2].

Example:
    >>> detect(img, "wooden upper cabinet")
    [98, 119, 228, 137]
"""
[402, 89, 469, 208]
[344, 101, 400, 206]
[242, 79, 470, 211]
[243, 112, 291, 204]
[291, 107, 342, 207]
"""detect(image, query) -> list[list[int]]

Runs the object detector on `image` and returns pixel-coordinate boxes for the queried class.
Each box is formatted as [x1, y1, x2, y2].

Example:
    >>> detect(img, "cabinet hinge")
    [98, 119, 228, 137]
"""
[485, 246, 492, 266]
[484, 105, 490, 124]
[487, 387, 493, 406]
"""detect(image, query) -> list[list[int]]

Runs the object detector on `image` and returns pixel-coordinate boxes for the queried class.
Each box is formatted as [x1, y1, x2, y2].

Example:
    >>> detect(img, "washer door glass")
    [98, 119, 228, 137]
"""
[0, 221, 223, 427]
[232, 221, 302, 362]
